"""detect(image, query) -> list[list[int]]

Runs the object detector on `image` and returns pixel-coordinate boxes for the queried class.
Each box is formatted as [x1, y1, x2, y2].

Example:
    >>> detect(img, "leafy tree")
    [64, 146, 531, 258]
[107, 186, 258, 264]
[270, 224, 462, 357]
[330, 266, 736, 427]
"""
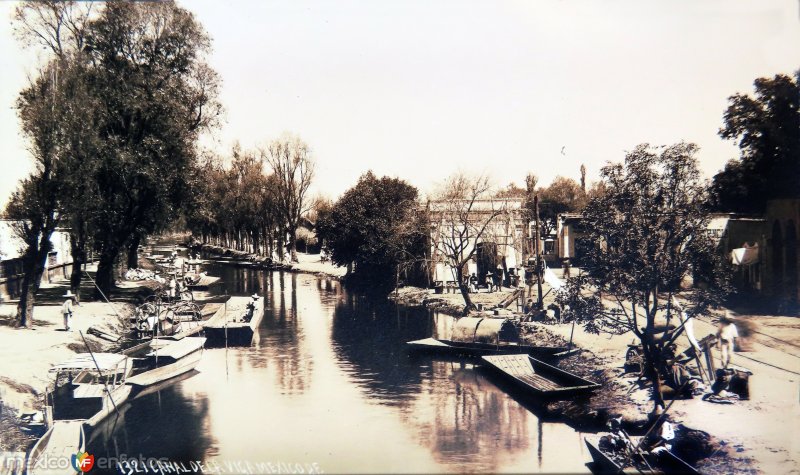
[710, 71, 800, 212]
[495, 182, 527, 199]
[5, 62, 70, 327]
[261, 134, 315, 263]
[538, 176, 586, 238]
[86, 2, 220, 293]
[14, 1, 100, 300]
[13, 1, 221, 296]
[316, 172, 422, 285]
[556, 143, 730, 411]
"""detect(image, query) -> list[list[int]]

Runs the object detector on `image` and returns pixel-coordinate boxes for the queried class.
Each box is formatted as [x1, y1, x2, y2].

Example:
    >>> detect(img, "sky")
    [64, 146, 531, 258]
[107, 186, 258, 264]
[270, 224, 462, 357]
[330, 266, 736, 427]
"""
[0, 0, 798, 207]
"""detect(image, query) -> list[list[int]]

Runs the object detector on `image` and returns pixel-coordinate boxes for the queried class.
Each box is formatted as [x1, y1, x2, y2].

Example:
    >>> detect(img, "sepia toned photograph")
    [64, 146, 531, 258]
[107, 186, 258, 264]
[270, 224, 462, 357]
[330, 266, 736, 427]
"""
[0, 1, 798, 474]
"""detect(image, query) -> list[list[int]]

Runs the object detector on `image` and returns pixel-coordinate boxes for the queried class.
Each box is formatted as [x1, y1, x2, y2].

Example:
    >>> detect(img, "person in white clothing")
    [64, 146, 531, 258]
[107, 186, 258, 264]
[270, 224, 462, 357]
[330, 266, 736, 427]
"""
[62, 290, 77, 331]
[717, 311, 739, 368]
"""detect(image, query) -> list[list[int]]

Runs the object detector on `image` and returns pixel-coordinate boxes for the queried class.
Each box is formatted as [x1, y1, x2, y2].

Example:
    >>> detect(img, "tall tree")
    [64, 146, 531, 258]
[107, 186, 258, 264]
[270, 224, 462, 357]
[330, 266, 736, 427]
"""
[90, 2, 220, 292]
[13, 1, 99, 304]
[261, 134, 315, 263]
[5, 62, 70, 327]
[316, 172, 422, 284]
[429, 173, 505, 313]
[556, 143, 730, 411]
[710, 71, 800, 212]
[13, 0, 221, 296]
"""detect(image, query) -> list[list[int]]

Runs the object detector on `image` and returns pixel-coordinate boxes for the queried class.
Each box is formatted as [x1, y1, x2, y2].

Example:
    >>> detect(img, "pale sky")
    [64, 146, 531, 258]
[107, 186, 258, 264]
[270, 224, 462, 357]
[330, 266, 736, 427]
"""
[1, 0, 798, 208]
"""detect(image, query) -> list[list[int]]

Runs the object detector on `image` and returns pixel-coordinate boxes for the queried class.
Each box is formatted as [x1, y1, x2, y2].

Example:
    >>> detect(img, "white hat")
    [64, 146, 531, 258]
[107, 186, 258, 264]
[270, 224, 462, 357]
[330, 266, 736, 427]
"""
[63, 290, 75, 298]
[251, 293, 260, 300]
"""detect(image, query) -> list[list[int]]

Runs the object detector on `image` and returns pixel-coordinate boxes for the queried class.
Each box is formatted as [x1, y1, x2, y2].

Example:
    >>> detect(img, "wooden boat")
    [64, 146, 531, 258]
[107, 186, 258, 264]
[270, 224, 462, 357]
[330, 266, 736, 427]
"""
[408, 317, 580, 360]
[407, 337, 578, 360]
[183, 273, 220, 289]
[45, 353, 133, 430]
[26, 421, 86, 475]
[584, 436, 700, 474]
[203, 295, 265, 346]
[481, 354, 600, 397]
[124, 337, 206, 388]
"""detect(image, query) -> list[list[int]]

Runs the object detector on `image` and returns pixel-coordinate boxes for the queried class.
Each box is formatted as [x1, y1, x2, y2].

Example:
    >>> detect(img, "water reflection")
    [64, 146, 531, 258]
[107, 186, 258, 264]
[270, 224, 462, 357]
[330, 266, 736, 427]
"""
[87, 266, 588, 473]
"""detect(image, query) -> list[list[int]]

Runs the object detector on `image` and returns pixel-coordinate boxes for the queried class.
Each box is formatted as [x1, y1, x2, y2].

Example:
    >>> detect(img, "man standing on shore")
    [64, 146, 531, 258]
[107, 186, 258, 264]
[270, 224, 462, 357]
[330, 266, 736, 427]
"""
[62, 290, 77, 331]
[717, 312, 739, 368]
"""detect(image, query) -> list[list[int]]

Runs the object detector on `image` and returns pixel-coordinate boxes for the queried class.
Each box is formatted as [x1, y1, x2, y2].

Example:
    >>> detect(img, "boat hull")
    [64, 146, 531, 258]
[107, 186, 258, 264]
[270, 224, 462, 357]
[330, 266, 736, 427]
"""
[126, 344, 204, 388]
[481, 354, 600, 398]
[407, 337, 576, 360]
[27, 421, 86, 475]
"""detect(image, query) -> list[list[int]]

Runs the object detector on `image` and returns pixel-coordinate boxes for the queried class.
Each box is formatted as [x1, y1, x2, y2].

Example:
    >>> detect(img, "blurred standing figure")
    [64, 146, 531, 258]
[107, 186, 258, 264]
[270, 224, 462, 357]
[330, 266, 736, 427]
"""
[62, 290, 77, 331]
[717, 311, 739, 368]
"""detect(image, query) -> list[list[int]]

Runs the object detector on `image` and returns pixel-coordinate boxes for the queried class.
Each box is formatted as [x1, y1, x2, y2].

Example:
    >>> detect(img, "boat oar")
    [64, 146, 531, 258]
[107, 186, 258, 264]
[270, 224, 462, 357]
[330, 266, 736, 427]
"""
[79, 331, 120, 417]
[83, 271, 125, 323]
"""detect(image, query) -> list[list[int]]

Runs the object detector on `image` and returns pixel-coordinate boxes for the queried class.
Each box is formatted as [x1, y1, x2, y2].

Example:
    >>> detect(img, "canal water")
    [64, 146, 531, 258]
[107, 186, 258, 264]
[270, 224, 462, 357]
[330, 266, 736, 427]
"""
[88, 258, 591, 473]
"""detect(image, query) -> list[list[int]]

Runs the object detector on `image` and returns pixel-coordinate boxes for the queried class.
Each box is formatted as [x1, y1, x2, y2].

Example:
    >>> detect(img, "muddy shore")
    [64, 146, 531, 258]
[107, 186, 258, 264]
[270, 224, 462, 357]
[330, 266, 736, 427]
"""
[199, 244, 347, 279]
[388, 285, 761, 474]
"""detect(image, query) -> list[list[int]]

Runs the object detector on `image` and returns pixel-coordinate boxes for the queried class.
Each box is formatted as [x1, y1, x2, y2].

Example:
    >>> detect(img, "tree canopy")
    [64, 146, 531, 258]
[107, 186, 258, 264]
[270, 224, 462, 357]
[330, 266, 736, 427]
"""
[12, 0, 222, 296]
[710, 71, 800, 213]
[556, 142, 730, 410]
[316, 172, 423, 285]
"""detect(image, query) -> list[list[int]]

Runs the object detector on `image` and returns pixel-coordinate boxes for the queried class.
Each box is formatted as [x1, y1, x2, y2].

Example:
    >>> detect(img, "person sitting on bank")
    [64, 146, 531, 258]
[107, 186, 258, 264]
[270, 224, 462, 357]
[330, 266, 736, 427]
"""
[469, 273, 478, 293]
[717, 311, 739, 369]
[62, 290, 77, 331]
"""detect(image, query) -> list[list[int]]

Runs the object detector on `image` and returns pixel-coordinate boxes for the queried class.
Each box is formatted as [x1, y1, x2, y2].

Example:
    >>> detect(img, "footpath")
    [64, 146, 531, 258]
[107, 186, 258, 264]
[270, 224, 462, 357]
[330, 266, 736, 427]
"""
[0, 266, 140, 452]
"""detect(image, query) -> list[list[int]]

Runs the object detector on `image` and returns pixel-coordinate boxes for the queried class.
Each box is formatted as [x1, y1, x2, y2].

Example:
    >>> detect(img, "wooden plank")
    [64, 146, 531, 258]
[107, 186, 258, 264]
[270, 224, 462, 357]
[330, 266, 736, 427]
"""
[146, 337, 205, 360]
[28, 421, 85, 475]
[407, 338, 451, 348]
[482, 354, 600, 396]
[126, 348, 202, 387]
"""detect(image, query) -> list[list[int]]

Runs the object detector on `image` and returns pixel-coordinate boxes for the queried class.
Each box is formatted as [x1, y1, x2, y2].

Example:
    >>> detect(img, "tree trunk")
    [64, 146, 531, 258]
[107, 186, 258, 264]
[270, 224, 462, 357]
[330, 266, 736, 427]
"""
[16, 244, 49, 329]
[96, 247, 119, 298]
[127, 234, 141, 269]
[642, 340, 666, 410]
[69, 232, 86, 301]
[455, 265, 476, 314]
[16, 265, 36, 329]
[288, 225, 298, 262]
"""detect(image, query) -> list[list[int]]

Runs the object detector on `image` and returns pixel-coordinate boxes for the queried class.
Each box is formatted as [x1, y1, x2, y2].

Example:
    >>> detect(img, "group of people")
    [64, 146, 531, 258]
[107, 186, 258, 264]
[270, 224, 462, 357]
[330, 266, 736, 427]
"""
[463, 265, 520, 293]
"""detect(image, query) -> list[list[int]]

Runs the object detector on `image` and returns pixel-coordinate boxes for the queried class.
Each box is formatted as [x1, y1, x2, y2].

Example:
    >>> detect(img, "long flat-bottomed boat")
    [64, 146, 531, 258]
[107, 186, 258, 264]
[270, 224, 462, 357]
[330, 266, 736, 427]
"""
[481, 354, 600, 397]
[584, 436, 700, 474]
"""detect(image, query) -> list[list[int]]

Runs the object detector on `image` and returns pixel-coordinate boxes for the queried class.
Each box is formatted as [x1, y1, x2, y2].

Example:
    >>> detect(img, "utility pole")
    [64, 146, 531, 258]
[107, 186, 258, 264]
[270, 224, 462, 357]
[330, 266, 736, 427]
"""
[534, 195, 543, 309]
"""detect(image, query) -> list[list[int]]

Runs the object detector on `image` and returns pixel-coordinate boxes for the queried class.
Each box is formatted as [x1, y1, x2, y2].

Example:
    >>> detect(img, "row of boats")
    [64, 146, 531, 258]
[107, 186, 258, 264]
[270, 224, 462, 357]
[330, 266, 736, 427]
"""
[406, 316, 700, 474]
[26, 294, 265, 475]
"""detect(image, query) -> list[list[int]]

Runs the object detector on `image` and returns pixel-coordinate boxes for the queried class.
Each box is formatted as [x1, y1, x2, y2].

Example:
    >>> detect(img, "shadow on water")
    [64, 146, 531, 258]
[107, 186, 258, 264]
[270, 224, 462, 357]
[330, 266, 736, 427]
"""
[87, 383, 214, 471]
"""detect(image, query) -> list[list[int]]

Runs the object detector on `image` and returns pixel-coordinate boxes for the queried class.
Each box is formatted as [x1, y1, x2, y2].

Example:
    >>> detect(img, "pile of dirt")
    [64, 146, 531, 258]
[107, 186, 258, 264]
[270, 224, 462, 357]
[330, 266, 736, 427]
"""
[518, 323, 569, 347]
[0, 400, 37, 452]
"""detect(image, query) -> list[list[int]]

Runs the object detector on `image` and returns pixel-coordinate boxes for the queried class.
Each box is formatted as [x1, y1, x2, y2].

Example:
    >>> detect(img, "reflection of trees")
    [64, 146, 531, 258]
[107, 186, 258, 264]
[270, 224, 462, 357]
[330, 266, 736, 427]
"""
[403, 365, 532, 472]
[330, 288, 432, 403]
[259, 272, 313, 394]
[87, 385, 214, 465]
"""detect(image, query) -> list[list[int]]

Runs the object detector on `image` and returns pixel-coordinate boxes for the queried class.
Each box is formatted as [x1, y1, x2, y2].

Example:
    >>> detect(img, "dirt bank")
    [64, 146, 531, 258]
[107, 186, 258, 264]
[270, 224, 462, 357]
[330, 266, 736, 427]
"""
[0, 275, 139, 452]
[200, 244, 347, 279]
[390, 285, 762, 474]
